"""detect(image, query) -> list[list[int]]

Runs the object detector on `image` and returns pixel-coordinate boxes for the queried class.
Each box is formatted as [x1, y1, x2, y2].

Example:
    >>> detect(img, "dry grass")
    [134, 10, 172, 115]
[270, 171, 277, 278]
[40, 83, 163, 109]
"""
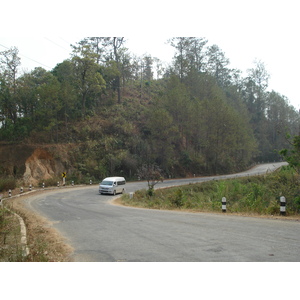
[1, 190, 73, 262]
[119, 168, 300, 219]
[0, 208, 23, 261]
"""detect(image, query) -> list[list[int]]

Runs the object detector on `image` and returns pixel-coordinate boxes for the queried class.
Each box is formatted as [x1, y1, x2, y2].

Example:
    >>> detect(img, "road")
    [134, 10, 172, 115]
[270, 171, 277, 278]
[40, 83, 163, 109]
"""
[24, 162, 300, 262]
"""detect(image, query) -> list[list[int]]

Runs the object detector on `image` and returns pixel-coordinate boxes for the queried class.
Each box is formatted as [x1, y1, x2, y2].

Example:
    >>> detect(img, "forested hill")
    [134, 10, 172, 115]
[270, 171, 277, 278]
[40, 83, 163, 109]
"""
[0, 37, 299, 181]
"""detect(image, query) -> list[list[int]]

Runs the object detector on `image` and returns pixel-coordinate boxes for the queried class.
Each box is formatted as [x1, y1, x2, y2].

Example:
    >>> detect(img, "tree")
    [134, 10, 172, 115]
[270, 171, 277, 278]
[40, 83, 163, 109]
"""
[17, 68, 63, 140]
[71, 44, 106, 116]
[0, 46, 21, 124]
[242, 60, 271, 161]
[185, 37, 207, 73]
[280, 135, 300, 173]
[169, 37, 208, 80]
[137, 163, 164, 195]
[79, 37, 126, 103]
[52, 60, 78, 126]
[111, 37, 124, 103]
[205, 44, 231, 87]
[142, 55, 154, 82]
[247, 59, 269, 91]
[86, 37, 125, 103]
[0, 47, 20, 89]
[119, 49, 134, 86]
[161, 75, 190, 141]
[244, 60, 269, 118]
[145, 107, 178, 173]
[82, 37, 106, 64]
[169, 37, 191, 80]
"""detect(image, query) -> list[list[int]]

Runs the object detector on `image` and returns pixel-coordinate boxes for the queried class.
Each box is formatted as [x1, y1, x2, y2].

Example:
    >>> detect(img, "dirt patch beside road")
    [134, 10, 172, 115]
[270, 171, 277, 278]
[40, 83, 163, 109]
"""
[6, 190, 73, 262]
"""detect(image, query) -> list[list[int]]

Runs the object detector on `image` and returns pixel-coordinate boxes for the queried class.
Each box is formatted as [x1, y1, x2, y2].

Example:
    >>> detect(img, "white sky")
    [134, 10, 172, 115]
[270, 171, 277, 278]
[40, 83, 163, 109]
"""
[1, 0, 299, 110]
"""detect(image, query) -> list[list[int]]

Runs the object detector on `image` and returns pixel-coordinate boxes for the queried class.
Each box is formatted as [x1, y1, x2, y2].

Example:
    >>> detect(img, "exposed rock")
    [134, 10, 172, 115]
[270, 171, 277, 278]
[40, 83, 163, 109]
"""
[23, 148, 65, 185]
[0, 144, 71, 185]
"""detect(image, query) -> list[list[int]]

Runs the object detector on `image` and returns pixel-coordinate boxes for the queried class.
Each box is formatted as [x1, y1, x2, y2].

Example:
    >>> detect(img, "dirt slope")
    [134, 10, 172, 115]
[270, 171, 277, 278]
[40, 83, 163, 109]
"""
[0, 143, 72, 185]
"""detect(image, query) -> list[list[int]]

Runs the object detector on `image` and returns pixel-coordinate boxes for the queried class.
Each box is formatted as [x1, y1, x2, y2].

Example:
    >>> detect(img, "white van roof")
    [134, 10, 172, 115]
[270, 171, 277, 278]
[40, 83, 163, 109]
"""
[102, 177, 125, 181]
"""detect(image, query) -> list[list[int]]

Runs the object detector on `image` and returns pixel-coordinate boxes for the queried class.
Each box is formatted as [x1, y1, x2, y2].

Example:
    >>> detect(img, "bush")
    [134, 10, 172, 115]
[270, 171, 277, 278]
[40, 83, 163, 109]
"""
[171, 189, 184, 208]
[0, 177, 16, 192]
[147, 187, 154, 197]
[39, 177, 61, 187]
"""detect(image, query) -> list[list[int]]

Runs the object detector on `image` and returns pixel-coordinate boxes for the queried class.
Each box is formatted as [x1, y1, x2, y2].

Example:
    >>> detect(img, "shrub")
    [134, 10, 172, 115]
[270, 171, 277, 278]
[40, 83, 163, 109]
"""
[171, 189, 184, 208]
[39, 177, 61, 187]
[147, 187, 154, 197]
[266, 199, 280, 215]
[0, 177, 16, 192]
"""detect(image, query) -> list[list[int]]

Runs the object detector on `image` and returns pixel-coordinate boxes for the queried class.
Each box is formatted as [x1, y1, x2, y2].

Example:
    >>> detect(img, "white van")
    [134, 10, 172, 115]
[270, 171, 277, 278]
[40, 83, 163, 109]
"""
[99, 177, 126, 195]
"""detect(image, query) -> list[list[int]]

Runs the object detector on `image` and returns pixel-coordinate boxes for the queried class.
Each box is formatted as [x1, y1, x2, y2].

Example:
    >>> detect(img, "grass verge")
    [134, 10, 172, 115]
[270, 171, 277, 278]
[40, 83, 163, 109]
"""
[0, 191, 73, 262]
[120, 166, 300, 217]
[0, 207, 24, 261]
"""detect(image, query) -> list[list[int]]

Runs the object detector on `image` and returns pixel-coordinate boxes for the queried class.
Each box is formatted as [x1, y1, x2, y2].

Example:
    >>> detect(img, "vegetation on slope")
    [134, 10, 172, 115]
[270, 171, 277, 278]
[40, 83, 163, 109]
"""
[1, 37, 299, 184]
[121, 166, 300, 216]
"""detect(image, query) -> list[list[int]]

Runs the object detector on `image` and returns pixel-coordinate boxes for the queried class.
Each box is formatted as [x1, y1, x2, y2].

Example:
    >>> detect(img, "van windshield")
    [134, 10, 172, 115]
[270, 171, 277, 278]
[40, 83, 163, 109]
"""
[101, 181, 113, 186]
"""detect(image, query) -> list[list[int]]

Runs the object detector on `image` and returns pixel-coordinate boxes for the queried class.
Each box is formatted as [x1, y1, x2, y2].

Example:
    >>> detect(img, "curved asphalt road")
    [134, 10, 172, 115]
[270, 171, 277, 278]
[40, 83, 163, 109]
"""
[24, 162, 300, 262]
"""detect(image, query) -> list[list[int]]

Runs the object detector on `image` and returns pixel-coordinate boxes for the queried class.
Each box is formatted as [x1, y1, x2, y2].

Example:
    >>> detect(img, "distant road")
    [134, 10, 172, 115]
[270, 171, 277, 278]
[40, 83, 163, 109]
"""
[25, 162, 300, 262]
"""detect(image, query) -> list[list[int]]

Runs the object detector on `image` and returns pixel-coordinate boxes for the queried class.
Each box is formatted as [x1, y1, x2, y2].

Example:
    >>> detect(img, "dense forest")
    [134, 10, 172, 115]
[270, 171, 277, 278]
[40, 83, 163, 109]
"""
[0, 37, 299, 180]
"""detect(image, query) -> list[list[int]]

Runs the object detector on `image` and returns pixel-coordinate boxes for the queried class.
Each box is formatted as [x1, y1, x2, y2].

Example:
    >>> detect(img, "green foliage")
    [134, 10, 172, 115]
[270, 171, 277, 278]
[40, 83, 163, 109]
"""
[0, 177, 16, 192]
[39, 177, 62, 187]
[147, 187, 154, 197]
[280, 135, 300, 173]
[122, 167, 300, 215]
[171, 188, 185, 207]
[0, 38, 299, 181]
[137, 164, 164, 193]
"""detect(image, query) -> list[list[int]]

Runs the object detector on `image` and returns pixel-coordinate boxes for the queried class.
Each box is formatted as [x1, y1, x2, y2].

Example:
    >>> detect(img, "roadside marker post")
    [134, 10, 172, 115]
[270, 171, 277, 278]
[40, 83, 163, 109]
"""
[222, 197, 227, 212]
[8, 189, 12, 197]
[20, 187, 23, 193]
[42, 182, 45, 189]
[29, 184, 32, 191]
[280, 196, 286, 216]
[62, 172, 66, 186]
[90, 180, 92, 185]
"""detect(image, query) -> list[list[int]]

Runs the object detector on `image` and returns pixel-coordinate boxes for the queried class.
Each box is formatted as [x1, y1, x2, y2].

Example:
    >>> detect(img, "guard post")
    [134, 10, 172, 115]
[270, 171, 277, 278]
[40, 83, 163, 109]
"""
[222, 197, 227, 213]
[280, 196, 286, 216]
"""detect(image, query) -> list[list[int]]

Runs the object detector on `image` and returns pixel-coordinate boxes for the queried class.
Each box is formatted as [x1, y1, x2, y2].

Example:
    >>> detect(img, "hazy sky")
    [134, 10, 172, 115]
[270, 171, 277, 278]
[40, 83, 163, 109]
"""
[1, 0, 299, 109]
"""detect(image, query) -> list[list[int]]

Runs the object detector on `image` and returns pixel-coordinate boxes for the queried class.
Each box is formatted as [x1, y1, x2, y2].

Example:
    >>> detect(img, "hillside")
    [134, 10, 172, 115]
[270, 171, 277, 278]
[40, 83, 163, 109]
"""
[0, 37, 299, 187]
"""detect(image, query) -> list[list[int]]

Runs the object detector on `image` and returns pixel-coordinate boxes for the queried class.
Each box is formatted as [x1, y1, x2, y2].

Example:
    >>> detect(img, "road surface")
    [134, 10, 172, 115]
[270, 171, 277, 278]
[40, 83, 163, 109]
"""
[24, 162, 300, 261]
